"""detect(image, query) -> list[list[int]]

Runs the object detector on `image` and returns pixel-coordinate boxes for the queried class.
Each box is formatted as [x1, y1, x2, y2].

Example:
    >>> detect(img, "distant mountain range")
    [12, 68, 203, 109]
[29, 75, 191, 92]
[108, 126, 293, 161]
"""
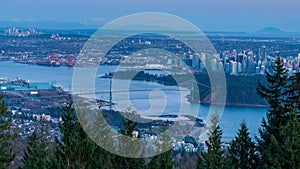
[0, 21, 299, 37]
[256, 27, 284, 34]
[0, 21, 100, 30]
[249, 27, 300, 37]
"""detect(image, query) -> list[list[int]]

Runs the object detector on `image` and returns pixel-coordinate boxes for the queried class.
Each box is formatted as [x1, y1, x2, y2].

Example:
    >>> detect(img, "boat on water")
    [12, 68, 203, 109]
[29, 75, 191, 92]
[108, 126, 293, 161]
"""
[36, 60, 60, 67]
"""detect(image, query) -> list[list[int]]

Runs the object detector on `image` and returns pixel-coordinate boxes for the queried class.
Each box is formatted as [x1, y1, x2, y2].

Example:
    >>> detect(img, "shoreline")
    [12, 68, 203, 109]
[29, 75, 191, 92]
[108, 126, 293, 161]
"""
[1, 61, 269, 109]
[199, 102, 268, 108]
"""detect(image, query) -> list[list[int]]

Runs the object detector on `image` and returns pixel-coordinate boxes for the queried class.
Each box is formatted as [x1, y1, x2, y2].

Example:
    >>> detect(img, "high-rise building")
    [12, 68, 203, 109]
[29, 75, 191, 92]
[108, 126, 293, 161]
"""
[232, 50, 237, 61]
[247, 59, 256, 74]
[237, 53, 244, 63]
[237, 62, 242, 73]
[298, 53, 300, 68]
[242, 58, 247, 73]
[231, 61, 237, 74]
[192, 54, 200, 69]
[256, 48, 260, 65]
[225, 62, 230, 73]
[261, 46, 266, 61]
[218, 61, 224, 71]
[174, 53, 181, 66]
[211, 58, 217, 71]
[261, 65, 265, 74]
[258, 60, 262, 68]
[200, 53, 207, 69]
[255, 66, 260, 74]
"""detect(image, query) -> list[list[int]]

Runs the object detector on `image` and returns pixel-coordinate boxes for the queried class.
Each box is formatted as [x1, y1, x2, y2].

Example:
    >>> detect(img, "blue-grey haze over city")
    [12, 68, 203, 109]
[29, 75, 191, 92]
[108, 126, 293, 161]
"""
[0, 0, 300, 32]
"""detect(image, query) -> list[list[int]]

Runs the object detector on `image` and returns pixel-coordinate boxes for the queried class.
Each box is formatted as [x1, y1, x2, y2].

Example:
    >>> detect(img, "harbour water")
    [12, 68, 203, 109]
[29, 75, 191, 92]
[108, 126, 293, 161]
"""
[0, 61, 267, 141]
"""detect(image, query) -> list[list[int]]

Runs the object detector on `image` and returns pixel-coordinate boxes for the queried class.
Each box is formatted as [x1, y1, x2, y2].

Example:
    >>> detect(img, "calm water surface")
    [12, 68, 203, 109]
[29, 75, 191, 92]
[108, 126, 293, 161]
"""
[0, 61, 266, 140]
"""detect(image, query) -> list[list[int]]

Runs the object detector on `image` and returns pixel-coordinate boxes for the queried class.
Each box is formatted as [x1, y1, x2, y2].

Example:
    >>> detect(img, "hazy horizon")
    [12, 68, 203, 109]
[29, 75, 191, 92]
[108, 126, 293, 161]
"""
[0, 21, 297, 34]
[0, 0, 299, 32]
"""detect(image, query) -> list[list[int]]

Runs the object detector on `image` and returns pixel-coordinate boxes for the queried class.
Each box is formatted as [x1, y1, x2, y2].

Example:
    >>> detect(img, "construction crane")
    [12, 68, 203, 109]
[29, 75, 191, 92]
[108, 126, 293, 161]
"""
[67, 54, 75, 67]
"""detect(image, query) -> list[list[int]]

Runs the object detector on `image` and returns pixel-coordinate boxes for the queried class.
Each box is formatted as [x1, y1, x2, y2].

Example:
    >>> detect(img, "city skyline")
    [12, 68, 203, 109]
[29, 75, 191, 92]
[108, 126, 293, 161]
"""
[0, 0, 300, 32]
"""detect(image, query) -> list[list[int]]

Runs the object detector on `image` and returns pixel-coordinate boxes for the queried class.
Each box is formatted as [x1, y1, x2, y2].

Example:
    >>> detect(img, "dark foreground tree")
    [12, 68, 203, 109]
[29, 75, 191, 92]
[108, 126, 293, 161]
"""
[20, 130, 49, 169]
[148, 132, 174, 169]
[51, 102, 107, 169]
[229, 122, 258, 169]
[0, 94, 15, 169]
[115, 112, 146, 169]
[197, 114, 229, 169]
[286, 72, 300, 113]
[256, 55, 300, 168]
[256, 55, 291, 168]
[279, 109, 300, 168]
[257, 55, 289, 142]
[148, 150, 174, 169]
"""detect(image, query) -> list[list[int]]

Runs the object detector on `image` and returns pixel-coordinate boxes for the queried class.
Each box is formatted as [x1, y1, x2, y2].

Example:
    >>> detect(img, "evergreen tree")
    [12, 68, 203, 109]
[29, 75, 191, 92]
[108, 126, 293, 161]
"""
[197, 114, 228, 169]
[52, 102, 107, 169]
[256, 55, 300, 168]
[0, 94, 15, 169]
[52, 102, 79, 169]
[155, 150, 174, 169]
[229, 122, 258, 169]
[147, 156, 160, 169]
[286, 72, 300, 113]
[256, 55, 291, 168]
[257, 55, 289, 142]
[115, 113, 146, 169]
[148, 132, 174, 169]
[280, 108, 300, 168]
[259, 135, 282, 169]
[20, 130, 49, 169]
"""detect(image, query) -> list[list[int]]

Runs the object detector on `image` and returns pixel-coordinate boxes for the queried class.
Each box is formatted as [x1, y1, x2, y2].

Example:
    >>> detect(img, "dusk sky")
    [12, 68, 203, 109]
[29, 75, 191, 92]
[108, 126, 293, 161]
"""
[1, 0, 300, 32]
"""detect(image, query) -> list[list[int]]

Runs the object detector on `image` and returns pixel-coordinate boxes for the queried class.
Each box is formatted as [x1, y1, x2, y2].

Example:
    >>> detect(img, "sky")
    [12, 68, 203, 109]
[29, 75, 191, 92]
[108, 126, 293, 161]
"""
[1, 0, 300, 32]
